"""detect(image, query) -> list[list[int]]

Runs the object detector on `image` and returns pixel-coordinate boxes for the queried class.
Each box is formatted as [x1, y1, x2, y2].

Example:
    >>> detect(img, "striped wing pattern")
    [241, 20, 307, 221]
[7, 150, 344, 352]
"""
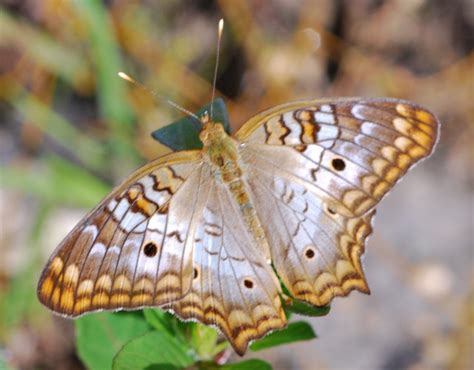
[38, 97, 439, 354]
[37, 151, 208, 316]
[237, 98, 439, 306]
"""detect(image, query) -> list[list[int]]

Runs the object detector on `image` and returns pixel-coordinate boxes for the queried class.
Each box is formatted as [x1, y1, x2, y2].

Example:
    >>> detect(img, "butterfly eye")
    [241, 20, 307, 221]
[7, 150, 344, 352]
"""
[193, 267, 199, 279]
[143, 242, 158, 257]
[243, 278, 254, 289]
[331, 158, 346, 171]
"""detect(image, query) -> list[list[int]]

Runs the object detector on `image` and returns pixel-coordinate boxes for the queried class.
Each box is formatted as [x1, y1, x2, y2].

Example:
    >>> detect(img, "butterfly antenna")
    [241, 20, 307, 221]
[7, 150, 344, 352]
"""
[118, 72, 200, 121]
[210, 18, 224, 120]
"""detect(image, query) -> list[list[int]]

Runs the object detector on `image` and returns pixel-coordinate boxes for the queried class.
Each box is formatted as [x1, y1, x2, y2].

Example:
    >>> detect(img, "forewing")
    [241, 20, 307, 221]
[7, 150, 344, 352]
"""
[237, 98, 439, 306]
[168, 180, 286, 355]
[236, 98, 439, 217]
[37, 151, 212, 316]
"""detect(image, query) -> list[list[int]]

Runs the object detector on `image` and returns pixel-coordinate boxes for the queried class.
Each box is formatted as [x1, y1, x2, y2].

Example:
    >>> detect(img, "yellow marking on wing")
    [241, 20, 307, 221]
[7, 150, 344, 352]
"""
[204, 296, 225, 314]
[341, 277, 369, 293]
[133, 277, 154, 294]
[75, 297, 91, 314]
[313, 272, 338, 294]
[136, 197, 157, 216]
[265, 116, 289, 144]
[361, 174, 380, 193]
[415, 109, 434, 125]
[127, 187, 140, 200]
[408, 145, 426, 158]
[302, 122, 316, 143]
[372, 158, 391, 177]
[339, 234, 354, 259]
[64, 264, 79, 286]
[131, 293, 153, 306]
[394, 137, 413, 152]
[50, 257, 64, 276]
[77, 279, 94, 296]
[397, 153, 411, 169]
[381, 146, 398, 162]
[417, 122, 434, 135]
[40, 276, 54, 299]
[411, 130, 432, 148]
[95, 274, 112, 292]
[113, 274, 132, 291]
[373, 181, 389, 199]
[156, 274, 180, 291]
[51, 286, 61, 306]
[60, 288, 75, 312]
[92, 292, 110, 306]
[393, 117, 414, 136]
[342, 189, 367, 209]
[335, 260, 356, 282]
[110, 294, 130, 306]
[385, 167, 401, 183]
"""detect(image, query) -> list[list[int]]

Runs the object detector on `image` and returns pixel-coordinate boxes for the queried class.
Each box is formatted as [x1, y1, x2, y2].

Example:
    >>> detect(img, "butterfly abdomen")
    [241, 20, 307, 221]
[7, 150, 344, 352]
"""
[202, 125, 272, 258]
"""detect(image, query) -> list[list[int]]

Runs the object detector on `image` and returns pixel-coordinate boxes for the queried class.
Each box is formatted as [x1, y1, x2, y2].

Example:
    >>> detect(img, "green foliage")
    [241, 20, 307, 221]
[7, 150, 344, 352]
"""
[284, 299, 331, 317]
[151, 98, 230, 150]
[219, 359, 273, 370]
[112, 331, 194, 370]
[250, 321, 316, 352]
[76, 312, 152, 370]
[200, 359, 273, 370]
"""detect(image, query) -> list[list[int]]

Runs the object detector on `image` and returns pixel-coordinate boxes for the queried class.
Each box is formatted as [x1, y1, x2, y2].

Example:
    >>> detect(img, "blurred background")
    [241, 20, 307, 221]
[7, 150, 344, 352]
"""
[0, 1, 472, 369]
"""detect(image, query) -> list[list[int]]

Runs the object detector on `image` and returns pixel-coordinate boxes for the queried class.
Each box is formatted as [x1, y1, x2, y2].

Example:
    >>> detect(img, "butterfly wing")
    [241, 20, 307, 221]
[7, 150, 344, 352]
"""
[236, 98, 439, 217]
[37, 151, 212, 316]
[168, 179, 286, 355]
[236, 98, 439, 305]
[246, 166, 375, 306]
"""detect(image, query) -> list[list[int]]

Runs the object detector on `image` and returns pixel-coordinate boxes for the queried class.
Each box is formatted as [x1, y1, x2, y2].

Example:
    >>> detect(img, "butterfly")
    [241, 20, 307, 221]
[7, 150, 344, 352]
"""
[37, 97, 439, 355]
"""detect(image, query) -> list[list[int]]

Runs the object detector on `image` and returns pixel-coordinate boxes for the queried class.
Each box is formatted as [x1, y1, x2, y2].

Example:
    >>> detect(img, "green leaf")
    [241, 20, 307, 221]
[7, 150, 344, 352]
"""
[250, 321, 316, 352]
[142, 311, 225, 361]
[190, 322, 220, 359]
[76, 312, 151, 370]
[142, 309, 175, 335]
[151, 98, 230, 151]
[143, 310, 192, 347]
[144, 365, 179, 370]
[112, 331, 194, 370]
[284, 300, 330, 317]
[220, 359, 273, 370]
[198, 359, 273, 370]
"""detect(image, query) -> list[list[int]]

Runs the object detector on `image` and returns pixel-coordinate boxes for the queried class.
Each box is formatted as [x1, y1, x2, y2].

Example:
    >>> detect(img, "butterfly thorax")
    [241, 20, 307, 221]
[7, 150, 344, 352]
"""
[199, 119, 272, 259]
[199, 121, 240, 179]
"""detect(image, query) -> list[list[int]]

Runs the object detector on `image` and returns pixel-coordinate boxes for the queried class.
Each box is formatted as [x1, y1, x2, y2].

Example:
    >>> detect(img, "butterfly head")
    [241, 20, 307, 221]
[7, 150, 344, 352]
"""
[199, 111, 227, 147]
